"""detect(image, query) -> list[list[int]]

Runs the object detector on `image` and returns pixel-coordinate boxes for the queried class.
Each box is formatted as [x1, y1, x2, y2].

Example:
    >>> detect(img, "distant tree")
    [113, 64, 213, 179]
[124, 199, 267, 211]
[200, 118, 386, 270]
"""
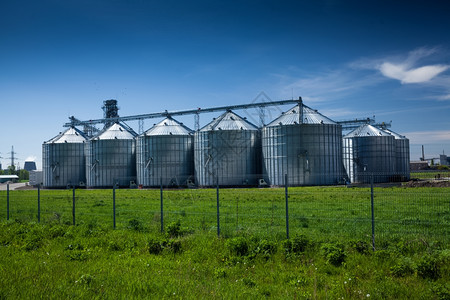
[19, 169, 29, 181]
[8, 165, 16, 175]
[0, 169, 3, 175]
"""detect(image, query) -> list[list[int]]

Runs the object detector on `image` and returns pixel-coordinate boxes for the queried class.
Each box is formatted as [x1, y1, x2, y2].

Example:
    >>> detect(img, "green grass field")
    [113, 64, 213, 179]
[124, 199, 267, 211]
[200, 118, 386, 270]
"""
[0, 186, 449, 298]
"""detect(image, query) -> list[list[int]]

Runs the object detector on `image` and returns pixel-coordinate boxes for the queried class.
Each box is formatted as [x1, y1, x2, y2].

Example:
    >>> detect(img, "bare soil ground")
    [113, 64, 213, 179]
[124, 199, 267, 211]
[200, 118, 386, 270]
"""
[403, 179, 450, 187]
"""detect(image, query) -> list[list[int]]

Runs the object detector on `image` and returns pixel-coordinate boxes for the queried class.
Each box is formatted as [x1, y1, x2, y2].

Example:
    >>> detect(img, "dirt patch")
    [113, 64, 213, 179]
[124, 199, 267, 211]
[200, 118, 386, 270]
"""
[403, 179, 450, 188]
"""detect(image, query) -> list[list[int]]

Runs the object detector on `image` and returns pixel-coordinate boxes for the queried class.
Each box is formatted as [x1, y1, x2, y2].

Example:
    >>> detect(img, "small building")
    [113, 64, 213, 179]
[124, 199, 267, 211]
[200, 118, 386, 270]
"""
[0, 175, 19, 183]
[24, 161, 37, 172]
[440, 154, 449, 166]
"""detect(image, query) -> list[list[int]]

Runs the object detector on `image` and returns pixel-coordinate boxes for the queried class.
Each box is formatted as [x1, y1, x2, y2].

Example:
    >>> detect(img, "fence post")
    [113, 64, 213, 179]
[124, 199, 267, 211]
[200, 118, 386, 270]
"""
[160, 177, 164, 233]
[72, 187, 76, 226]
[113, 184, 116, 229]
[216, 179, 220, 237]
[371, 173, 375, 251]
[37, 185, 41, 223]
[285, 174, 289, 240]
[7, 183, 10, 221]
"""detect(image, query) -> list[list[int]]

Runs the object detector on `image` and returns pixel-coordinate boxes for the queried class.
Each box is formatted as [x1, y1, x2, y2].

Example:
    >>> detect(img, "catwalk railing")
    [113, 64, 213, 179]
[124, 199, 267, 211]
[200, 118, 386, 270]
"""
[1, 174, 449, 248]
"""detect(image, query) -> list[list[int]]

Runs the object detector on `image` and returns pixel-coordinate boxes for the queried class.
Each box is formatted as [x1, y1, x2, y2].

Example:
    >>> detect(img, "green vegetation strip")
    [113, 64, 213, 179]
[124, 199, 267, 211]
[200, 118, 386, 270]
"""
[0, 187, 448, 244]
[0, 221, 449, 299]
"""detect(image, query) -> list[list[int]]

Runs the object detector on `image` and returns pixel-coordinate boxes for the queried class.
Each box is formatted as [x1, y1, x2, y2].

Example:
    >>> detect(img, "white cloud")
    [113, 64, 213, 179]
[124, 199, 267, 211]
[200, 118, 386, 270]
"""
[379, 62, 449, 84]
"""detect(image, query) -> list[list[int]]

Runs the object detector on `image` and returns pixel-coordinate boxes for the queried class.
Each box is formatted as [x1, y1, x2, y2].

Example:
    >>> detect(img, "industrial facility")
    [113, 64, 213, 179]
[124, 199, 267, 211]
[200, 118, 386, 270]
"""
[42, 98, 410, 188]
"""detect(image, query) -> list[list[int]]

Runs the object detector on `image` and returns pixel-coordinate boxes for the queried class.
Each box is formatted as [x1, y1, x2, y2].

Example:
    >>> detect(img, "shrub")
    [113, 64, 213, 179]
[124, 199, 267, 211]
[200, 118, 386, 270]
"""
[390, 257, 415, 277]
[147, 237, 182, 254]
[148, 238, 164, 255]
[282, 234, 309, 256]
[167, 220, 182, 237]
[321, 243, 346, 266]
[107, 240, 124, 251]
[167, 239, 182, 254]
[226, 237, 249, 257]
[417, 254, 440, 279]
[292, 234, 309, 253]
[128, 219, 144, 232]
[430, 283, 450, 300]
[349, 239, 370, 254]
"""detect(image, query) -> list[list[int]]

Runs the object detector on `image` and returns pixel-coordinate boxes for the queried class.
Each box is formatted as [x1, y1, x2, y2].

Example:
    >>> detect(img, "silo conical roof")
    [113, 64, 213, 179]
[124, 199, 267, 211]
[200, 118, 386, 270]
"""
[144, 117, 193, 136]
[344, 124, 392, 138]
[267, 104, 337, 126]
[96, 123, 137, 140]
[200, 110, 258, 131]
[46, 127, 87, 143]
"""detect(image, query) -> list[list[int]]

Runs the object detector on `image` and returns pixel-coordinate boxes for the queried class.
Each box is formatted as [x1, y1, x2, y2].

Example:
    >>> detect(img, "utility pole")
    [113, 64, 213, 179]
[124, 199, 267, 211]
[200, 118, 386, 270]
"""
[7, 146, 19, 173]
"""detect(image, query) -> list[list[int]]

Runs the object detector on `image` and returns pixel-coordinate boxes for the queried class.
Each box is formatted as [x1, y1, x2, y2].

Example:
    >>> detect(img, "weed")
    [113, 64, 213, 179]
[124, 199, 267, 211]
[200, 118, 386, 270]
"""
[77, 274, 94, 285]
[321, 243, 346, 266]
[283, 234, 309, 256]
[226, 237, 249, 256]
[349, 239, 370, 254]
[128, 219, 144, 232]
[390, 256, 415, 277]
[417, 254, 440, 279]
[430, 283, 450, 300]
[148, 238, 163, 254]
[254, 239, 277, 257]
[242, 277, 256, 288]
[167, 220, 182, 237]
[214, 267, 227, 278]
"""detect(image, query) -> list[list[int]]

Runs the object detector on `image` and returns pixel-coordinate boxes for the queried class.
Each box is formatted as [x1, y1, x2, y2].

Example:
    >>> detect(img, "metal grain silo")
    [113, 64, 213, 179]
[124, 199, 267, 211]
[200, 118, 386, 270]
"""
[195, 110, 261, 186]
[343, 124, 395, 183]
[42, 127, 87, 188]
[136, 117, 194, 187]
[384, 128, 410, 181]
[262, 101, 344, 186]
[85, 122, 137, 188]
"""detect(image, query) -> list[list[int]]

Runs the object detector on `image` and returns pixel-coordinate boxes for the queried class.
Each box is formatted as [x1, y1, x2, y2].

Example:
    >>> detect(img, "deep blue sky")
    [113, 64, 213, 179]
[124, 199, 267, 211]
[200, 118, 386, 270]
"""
[1, 0, 450, 169]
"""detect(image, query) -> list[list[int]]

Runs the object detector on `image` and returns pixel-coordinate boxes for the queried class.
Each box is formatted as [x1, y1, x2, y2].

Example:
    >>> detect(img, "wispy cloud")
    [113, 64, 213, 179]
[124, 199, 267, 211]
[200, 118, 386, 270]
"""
[277, 69, 384, 103]
[436, 94, 450, 100]
[379, 63, 448, 84]
[376, 47, 449, 84]
[277, 47, 450, 103]
[404, 130, 450, 144]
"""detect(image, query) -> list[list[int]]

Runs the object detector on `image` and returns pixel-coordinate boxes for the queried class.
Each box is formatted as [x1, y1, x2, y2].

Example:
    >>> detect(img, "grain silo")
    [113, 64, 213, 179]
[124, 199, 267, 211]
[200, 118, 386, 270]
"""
[42, 127, 87, 188]
[343, 124, 395, 183]
[85, 122, 137, 188]
[195, 110, 261, 186]
[136, 117, 194, 187]
[262, 101, 343, 186]
[384, 128, 410, 181]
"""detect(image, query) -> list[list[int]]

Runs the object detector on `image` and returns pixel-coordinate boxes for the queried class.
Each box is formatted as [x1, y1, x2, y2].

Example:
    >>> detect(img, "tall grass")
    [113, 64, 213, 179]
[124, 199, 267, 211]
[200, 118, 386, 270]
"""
[0, 186, 448, 245]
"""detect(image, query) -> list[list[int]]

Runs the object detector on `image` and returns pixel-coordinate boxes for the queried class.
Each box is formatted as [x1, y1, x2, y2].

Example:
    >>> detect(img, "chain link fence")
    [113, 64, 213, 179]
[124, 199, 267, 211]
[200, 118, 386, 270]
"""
[1, 174, 449, 248]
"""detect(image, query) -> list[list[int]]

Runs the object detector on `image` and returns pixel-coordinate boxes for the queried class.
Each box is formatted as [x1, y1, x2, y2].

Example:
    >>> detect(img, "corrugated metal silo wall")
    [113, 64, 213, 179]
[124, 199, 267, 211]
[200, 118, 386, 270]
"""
[136, 135, 194, 187]
[194, 130, 261, 186]
[343, 136, 396, 183]
[85, 139, 136, 188]
[42, 143, 86, 188]
[394, 139, 410, 180]
[262, 124, 343, 186]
